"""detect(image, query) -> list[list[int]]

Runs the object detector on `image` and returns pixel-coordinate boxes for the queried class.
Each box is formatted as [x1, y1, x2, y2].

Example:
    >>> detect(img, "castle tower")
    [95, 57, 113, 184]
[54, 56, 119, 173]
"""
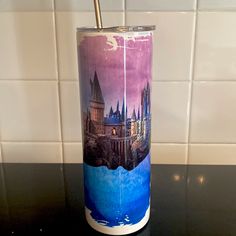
[137, 107, 141, 135]
[146, 82, 151, 115]
[131, 108, 137, 136]
[140, 82, 151, 138]
[141, 83, 151, 117]
[141, 89, 145, 119]
[121, 98, 125, 121]
[89, 71, 105, 134]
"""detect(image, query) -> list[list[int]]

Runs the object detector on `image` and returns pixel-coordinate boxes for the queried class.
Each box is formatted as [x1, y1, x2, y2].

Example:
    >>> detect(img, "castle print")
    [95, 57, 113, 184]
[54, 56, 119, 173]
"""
[83, 71, 151, 171]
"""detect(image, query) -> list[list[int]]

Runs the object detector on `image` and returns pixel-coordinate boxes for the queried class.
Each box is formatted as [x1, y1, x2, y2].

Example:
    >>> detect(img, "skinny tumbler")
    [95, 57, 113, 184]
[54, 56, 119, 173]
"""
[77, 26, 155, 235]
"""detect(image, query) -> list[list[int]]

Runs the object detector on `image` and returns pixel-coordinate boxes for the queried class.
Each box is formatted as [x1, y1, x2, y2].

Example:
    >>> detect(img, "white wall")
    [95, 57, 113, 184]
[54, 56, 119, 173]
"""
[1, 0, 236, 164]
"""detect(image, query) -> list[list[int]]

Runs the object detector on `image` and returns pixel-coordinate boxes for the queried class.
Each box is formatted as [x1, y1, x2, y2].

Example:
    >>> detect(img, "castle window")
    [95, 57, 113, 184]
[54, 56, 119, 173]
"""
[112, 127, 117, 135]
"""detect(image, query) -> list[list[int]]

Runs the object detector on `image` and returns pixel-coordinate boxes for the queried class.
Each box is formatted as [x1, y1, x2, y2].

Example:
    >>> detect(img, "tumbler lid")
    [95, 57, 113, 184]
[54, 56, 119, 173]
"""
[77, 25, 155, 33]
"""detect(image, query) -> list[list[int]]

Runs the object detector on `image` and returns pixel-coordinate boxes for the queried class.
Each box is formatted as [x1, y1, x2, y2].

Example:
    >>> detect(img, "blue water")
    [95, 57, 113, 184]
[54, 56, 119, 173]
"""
[84, 154, 150, 227]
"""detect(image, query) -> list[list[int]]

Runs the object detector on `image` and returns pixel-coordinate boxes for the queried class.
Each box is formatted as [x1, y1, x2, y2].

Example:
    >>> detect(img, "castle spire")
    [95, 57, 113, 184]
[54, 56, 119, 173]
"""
[109, 106, 113, 117]
[146, 81, 150, 90]
[138, 107, 140, 120]
[131, 107, 136, 121]
[116, 100, 119, 112]
[90, 71, 104, 104]
[121, 98, 125, 121]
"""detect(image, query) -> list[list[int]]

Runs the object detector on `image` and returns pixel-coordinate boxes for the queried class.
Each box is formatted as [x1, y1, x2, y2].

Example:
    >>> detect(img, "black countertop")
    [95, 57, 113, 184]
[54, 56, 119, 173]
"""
[1, 164, 236, 236]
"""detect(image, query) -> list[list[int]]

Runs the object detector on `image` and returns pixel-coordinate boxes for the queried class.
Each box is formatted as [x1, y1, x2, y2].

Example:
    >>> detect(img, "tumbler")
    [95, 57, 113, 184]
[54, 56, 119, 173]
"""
[77, 26, 155, 235]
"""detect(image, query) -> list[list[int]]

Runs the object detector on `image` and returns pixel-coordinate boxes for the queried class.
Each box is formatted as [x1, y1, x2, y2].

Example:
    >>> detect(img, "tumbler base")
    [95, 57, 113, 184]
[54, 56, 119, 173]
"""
[85, 206, 150, 235]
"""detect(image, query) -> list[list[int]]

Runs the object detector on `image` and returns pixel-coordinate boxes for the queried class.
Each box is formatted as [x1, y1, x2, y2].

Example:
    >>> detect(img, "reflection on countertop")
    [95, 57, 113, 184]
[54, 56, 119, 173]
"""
[1, 163, 236, 235]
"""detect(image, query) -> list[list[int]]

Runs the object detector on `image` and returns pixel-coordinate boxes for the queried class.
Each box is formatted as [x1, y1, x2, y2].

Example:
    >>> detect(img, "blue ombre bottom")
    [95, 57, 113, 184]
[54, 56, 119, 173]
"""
[84, 153, 150, 227]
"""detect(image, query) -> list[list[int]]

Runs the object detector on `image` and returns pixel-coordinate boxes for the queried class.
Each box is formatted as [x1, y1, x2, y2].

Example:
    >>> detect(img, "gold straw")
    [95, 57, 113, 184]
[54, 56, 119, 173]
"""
[94, 0, 103, 29]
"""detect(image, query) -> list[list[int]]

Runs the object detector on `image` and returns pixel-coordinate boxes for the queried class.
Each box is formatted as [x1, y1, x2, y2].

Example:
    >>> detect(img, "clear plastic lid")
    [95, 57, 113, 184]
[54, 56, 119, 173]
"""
[77, 25, 155, 33]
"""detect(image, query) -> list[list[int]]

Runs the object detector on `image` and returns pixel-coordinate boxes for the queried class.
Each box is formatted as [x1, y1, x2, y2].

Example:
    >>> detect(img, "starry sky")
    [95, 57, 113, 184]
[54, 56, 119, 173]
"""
[78, 33, 153, 117]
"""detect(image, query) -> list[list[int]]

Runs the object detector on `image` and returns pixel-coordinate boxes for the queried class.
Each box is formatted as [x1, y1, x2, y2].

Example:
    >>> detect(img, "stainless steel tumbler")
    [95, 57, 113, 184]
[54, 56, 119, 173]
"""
[77, 26, 155, 235]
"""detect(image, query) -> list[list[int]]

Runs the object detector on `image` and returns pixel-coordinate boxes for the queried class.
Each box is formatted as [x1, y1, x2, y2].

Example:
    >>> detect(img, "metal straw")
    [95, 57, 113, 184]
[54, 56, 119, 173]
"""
[94, 0, 103, 29]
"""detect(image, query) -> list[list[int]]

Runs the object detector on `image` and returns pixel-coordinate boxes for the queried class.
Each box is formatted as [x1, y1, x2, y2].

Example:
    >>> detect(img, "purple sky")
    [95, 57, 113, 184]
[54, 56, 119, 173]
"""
[78, 33, 152, 117]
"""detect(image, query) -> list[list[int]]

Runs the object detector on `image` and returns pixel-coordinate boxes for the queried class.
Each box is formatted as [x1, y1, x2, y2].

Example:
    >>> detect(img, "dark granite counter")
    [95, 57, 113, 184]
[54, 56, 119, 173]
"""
[1, 164, 236, 235]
